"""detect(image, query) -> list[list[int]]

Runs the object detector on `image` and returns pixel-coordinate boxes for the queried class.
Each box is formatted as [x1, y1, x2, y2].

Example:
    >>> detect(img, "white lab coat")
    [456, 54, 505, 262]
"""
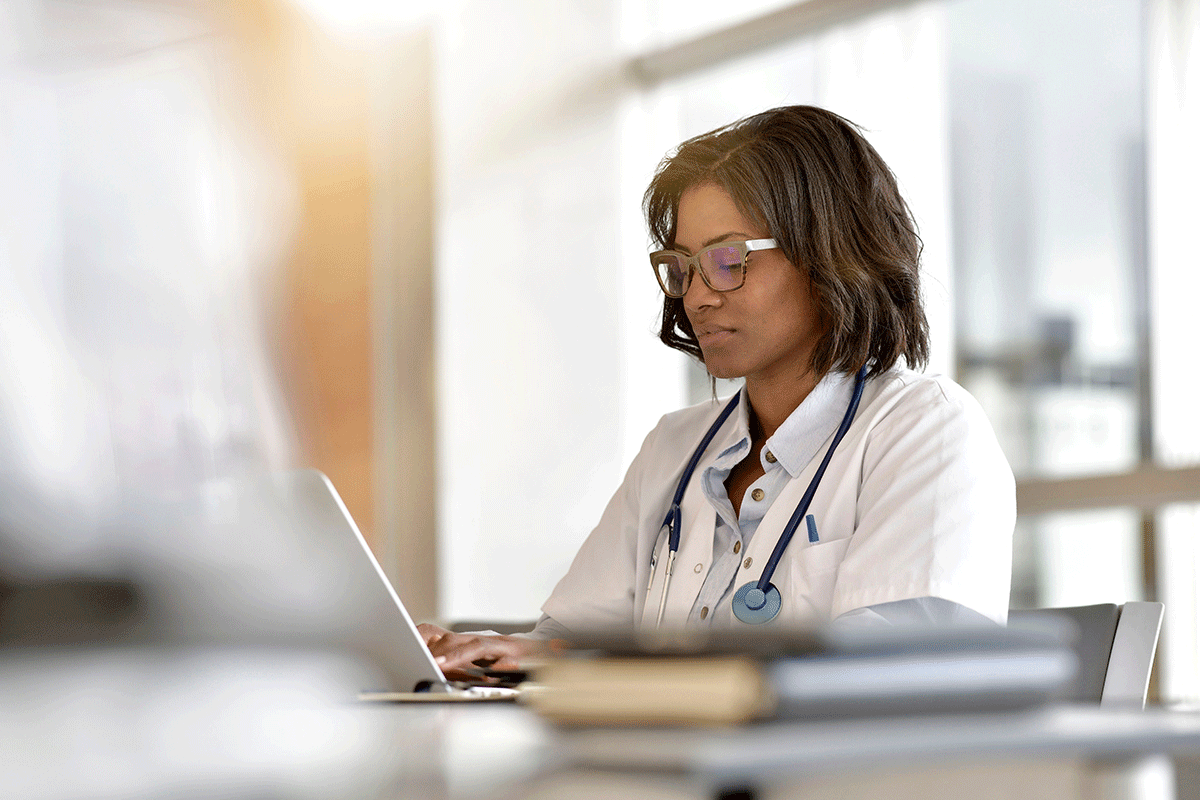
[541, 368, 1015, 630]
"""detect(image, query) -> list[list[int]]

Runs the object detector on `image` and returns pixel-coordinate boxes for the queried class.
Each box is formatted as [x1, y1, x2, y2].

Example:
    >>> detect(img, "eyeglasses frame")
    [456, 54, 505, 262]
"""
[650, 238, 779, 298]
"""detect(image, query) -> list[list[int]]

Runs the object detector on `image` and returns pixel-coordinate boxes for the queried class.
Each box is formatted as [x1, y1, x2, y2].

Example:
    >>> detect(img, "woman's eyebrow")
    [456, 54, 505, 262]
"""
[673, 232, 752, 255]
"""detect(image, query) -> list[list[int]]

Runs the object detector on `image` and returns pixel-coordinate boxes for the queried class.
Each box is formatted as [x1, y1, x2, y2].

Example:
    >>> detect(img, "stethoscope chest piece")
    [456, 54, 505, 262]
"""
[732, 580, 782, 624]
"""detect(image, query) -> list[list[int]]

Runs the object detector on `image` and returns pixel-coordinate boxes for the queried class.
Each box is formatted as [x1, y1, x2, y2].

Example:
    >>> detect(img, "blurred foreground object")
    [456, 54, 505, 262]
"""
[526, 625, 1077, 727]
[0, 578, 143, 646]
[0, 646, 398, 800]
[0, 2, 404, 797]
[0, 0, 294, 581]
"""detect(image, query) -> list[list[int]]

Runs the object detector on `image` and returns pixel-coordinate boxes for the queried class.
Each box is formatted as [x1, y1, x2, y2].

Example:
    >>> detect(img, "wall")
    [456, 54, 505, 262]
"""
[434, 0, 642, 622]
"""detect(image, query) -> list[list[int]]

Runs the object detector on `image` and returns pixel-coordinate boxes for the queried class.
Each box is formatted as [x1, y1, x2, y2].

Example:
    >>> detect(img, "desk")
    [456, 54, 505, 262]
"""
[367, 704, 1200, 800]
[553, 706, 1200, 800]
[15, 649, 1198, 800]
[28, 651, 1186, 800]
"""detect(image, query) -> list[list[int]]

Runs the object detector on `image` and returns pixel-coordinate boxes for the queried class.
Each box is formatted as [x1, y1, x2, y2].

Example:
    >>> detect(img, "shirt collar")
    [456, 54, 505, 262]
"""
[765, 371, 856, 478]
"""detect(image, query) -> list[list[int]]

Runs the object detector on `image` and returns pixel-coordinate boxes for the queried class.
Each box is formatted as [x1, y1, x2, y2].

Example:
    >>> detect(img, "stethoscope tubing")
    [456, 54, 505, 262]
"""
[649, 367, 868, 625]
[649, 395, 740, 627]
[662, 392, 741, 552]
[753, 367, 867, 592]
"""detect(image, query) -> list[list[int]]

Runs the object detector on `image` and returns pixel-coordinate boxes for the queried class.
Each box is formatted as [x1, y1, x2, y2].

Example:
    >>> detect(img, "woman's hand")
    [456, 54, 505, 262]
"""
[417, 623, 540, 681]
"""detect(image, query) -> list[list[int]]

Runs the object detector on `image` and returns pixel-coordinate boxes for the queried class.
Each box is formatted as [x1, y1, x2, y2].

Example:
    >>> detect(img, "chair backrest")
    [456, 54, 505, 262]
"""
[1008, 602, 1164, 708]
[448, 619, 538, 636]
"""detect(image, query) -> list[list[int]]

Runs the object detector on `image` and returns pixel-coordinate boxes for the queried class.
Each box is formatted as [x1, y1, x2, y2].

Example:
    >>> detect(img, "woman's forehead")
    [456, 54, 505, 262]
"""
[674, 183, 765, 251]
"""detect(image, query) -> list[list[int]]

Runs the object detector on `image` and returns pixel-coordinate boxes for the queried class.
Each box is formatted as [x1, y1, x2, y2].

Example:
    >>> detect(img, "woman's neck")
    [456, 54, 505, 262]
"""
[744, 369, 821, 441]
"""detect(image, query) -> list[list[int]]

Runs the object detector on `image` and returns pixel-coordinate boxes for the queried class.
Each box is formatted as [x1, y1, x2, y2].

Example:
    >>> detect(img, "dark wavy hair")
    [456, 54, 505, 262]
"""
[643, 105, 929, 379]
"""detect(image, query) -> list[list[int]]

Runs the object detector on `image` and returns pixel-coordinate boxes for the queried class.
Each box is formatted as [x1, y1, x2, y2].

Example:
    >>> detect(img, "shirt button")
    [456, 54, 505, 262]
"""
[694, 563, 703, 573]
[764, 450, 777, 464]
[751, 488, 765, 502]
[743, 557, 753, 569]
[700, 606, 709, 620]
[733, 541, 741, 554]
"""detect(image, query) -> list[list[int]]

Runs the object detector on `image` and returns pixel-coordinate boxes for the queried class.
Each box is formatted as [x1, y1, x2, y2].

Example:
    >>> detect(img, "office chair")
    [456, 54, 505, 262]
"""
[1008, 602, 1165, 708]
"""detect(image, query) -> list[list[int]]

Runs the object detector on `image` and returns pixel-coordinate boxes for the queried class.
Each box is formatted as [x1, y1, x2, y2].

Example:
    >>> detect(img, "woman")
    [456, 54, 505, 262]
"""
[420, 105, 1014, 677]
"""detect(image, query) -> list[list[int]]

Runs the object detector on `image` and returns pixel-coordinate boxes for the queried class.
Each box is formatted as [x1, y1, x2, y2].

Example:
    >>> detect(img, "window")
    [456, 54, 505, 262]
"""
[629, 0, 1200, 704]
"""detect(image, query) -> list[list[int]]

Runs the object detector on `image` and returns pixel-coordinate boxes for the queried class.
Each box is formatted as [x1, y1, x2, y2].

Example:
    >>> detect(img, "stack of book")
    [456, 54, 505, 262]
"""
[523, 625, 1076, 727]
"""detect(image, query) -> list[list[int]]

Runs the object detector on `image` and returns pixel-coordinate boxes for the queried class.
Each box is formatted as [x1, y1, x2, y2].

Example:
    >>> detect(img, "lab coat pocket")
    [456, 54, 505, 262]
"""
[784, 537, 851, 623]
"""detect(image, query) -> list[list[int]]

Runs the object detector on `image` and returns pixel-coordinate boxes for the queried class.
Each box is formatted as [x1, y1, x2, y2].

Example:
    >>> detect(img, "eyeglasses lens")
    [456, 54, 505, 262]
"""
[653, 246, 746, 297]
[701, 246, 744, 291]
[654, 254, 689, 297]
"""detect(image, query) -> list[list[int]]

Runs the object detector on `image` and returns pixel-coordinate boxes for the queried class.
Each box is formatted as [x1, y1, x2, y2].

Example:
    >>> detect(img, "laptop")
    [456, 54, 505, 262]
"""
[264, 471, 1073, 710]
[269, 469, 517, 701]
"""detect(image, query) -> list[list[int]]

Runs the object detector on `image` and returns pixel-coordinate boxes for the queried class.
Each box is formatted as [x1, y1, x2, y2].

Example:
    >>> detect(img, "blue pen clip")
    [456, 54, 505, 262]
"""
[805, 514, 819, 543]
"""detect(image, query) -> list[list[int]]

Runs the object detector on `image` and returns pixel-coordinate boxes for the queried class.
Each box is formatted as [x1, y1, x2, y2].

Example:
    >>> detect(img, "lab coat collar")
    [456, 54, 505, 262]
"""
[765, 371, 856, 479]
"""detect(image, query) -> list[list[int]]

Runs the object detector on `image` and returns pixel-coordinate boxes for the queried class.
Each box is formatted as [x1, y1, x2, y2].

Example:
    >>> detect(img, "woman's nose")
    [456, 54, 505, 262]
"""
[682, 268, 721, 312]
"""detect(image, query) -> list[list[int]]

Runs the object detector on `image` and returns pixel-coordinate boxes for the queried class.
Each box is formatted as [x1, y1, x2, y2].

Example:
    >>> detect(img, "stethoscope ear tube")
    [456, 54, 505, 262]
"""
[655, 548, 676, 628]
[666, 504, 682, 552]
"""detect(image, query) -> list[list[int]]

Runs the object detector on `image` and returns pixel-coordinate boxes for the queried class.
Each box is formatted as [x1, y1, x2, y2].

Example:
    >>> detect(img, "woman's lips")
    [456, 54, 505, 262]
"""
[695, 327, 735, 346]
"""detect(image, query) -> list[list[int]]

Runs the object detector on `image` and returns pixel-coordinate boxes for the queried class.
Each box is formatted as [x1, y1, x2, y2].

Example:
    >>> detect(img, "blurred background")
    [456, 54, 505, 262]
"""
[1, 0, 1198, 753]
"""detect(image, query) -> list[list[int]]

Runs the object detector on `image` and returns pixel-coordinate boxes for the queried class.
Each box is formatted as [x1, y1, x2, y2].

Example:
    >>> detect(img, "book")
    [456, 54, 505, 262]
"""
[525, 655, 772, 726]
[524, 625, 1076, 726]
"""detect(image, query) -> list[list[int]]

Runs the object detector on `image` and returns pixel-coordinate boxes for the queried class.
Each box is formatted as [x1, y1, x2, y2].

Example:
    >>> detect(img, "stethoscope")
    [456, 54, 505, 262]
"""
[647, 367, 867, 627]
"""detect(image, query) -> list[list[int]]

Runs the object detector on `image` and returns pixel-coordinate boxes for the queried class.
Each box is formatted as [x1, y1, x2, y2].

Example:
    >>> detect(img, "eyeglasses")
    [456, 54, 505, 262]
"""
[650, 238, 778, 298]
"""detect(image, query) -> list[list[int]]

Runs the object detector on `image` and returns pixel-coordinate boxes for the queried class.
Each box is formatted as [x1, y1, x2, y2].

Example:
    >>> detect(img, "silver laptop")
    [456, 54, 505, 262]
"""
[270, 469, 516, 700]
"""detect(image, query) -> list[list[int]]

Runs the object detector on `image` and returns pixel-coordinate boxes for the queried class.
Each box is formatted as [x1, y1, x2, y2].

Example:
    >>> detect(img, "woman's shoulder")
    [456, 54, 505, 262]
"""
[857, 367, 999, 443]
[619, 393, 742, 494]
[867, 366, 984, 415]
[648, 392, 741, 443]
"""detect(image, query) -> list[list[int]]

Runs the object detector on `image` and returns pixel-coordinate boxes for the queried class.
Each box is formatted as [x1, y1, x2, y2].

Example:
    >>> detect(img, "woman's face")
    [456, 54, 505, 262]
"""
[675, 182, 822, 384]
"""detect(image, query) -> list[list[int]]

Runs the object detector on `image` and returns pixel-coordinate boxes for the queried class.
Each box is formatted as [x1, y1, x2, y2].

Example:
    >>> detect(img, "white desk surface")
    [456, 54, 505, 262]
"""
[559, 705, 1200, 782]
[363, 702, 1200, 799]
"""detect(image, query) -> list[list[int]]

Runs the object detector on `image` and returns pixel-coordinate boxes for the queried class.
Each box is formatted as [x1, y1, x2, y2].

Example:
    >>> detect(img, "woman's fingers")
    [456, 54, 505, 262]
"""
[416, 622, 449, 647]
[426, 632, 533, 675]
[429, 633, 503, 667]
[415, 625, 539, 680]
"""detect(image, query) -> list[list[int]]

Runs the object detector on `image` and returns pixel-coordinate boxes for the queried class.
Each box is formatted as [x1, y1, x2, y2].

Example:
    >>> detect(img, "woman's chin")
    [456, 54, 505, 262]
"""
[701, 360, 743, 381]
